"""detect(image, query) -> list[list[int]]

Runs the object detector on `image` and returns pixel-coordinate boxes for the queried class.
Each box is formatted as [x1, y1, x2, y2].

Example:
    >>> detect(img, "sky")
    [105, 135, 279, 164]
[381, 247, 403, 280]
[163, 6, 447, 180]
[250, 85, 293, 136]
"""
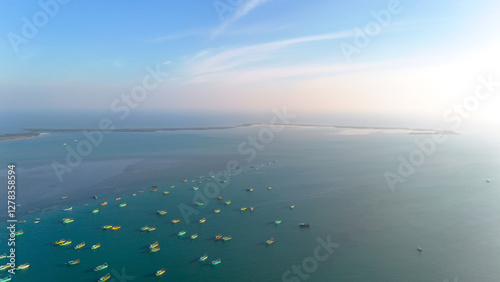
[1, 0, 499, 129]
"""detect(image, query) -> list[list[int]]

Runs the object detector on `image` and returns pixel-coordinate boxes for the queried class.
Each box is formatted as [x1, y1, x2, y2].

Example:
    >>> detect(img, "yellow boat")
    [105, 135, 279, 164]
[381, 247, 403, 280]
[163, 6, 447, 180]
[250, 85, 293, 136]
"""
[214, 209, 221, 214]
[74, 242, 85, 249]
[240, 207, 247, 211]
[0, 264, 10, 270]
[149, 241, 159, 249]
[102, 225, 113, 230]
[147, 226, 156, 232]
[163, 191, 170, 195]
[111, 226, 121, 230]
[101, 202, 108, 206]
[250, 207, 255, 211]
[171, 219, 180, 224]
[60, 240, 72, 246]
[92, 243, 101, 250]
[266, 238, 274, 245]
[198, 218, 206, 224]
[16, 263, 29, 270]
[115, 197, 121, 201]
[98, 273, 111, 281]
[155, 268, 166, 276]
[53, 239, 66, 245]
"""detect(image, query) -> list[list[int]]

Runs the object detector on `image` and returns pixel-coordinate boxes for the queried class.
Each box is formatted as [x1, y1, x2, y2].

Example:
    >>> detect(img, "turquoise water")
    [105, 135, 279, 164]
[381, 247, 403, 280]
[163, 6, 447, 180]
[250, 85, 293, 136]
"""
[1, 126, 500, 281]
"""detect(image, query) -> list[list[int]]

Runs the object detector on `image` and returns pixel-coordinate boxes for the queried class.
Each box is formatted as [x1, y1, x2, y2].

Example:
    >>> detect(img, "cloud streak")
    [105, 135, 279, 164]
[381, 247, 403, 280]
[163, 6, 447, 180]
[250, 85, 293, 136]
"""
[212, 0, 271, 37]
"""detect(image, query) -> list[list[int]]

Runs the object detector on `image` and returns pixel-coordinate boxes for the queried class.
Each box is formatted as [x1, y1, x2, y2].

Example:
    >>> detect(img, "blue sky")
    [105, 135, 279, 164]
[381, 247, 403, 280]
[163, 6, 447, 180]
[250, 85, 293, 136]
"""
[1, 0, 499, 127]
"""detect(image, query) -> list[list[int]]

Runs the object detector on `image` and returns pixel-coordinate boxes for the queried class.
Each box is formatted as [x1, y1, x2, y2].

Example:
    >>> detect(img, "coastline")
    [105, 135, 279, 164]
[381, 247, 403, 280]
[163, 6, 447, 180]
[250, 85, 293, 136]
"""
[0, 132, 47, 141]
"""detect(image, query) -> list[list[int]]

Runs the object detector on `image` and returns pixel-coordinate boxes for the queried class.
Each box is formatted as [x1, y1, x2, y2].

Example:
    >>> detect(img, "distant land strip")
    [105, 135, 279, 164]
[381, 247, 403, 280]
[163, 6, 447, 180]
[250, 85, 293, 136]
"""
[0, 124, 458, 141]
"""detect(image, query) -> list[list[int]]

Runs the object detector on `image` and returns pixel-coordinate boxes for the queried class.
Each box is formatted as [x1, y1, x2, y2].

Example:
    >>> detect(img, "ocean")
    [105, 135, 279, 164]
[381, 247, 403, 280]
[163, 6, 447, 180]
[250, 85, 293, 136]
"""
[1, 122, 500, 281]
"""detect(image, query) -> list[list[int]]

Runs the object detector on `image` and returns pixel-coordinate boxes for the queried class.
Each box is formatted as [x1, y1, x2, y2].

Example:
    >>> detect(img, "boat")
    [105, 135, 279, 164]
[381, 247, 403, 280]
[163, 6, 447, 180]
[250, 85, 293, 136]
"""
[115, 197, 121, 201]
[92, 209, 99, 214]
[214, 234, 222, 241]
[247, 188, 253, 192]
[157, 210, 167, 215]
[149, 241, 159, 249]
[53, 239, 66, 245]
[170, 186, 175, 188]
[137, 190, 143, 193]
[289, 205, 295, 209]
[266, 238, 274, 245]
[101, 202, 108, 206]
[0, 254, 5, 259]
[98, 273, 111, 281]
[163, 191, 170, 195]
[147, 226, 156, 232]
[92, 243, 101, 250]
[66, 259, 80, 265]
[171, 219, 180, 224]
[118, 202, 127, 208]
[194, 201, 204, 206]
[211, 259, 221, 265]
[0, 265, 10, 270]
[177, 230, 186, 236]
[60, 240, 72, 246]
[198, 218, 206, 224]
[217, 196, 224, 200]
[14, 230, 23, 236]
[17, 220, 26, 223]
[150, 247, 160, 253]
[61, 196, 68, 199]
[111, 226, 121, 230]
[240, 207, 247, 211]
[268, 187, 272, 190]
[214, 208, 221, 214]
[274, 220, 282, 225]
[190, 234, 198, 240]
[198, 254, 208, 262]
[0, 275, 11, 282]
[222, 236, 232, 241]
[94, 263, 108, 271]
[102, 225, 113, 230]
[140, 226, 149, 231]
[74, 242, 85, 249]
[34, 221, 40, 224]
[193, 187, 199, 190]
[155, 268, 166, 276]
[63, 207, 73, 211]
[93, 195, 98, 199]
[16, 263, 29, 270]
[150, 189, 157, 192]
[224, 200, 231, 205]
[61, 218, 74, 224]
[132, 193, 136, 196]
[182, 179, 188, 183]
[417, 247, 423, 252]
[250, 207, 254, 211]
[299, 223, 310, 227]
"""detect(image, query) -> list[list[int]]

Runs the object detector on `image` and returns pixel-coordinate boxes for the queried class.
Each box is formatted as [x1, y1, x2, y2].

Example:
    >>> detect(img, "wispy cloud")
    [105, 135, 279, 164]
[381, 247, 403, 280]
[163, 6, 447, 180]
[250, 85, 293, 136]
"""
[212, 0, 271, 37]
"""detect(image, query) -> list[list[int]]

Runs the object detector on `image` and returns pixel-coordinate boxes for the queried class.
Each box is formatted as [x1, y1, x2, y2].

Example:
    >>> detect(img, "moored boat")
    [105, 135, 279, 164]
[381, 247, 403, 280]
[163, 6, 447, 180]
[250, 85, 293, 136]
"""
[266, 238, 274, 245]
[66, 259, 80, 265]
[102, 225, 113, 230]
[214, 208, 221, 214]
[222, 236, 232, 241]
[274, 220, 282, 225]
[155, 268, 166, 276]
[0, 275, 11, 282]
[250, 207, 254, 211]
[163, 191, 170, 195]
[101, 202, 108, 206]
[150, 247, 160, 253]
[118, 203, 127, 208]
[289, 205, 295, 209]
[0, 254, 5, 259]
[62, 218, 74, 224]
[193, 201, 204, 206]
[14, 230, 23, 236]
[60, 240, 72, 246]
[171, 219, 180, 224]
[240, 207, 247, 211]
[299, 223, 310, 227]
[111, 226, 121, 230]
[224, 200, 231, 205]
[177, 230, 186, 236]
[217, 196, 224, 200]
[147, 226, 156, 232]
[63, 207, 73, 211]
[16, 263, 29, 270]
[246, 188, 253, 192]
[198, 218, 206, 224]
[149, 241, 159, 249]
[211, 259, 221, 265]
[98, 273, 111, 281]
[140, 226, 149, 231]
[198, 254, 208, 262]
[92, 209, 99, 214]
[94, 263, 108, 271]
[92, 243, 101, 250]
[0, 265, 10, 270]
[115, 197, 121, 201]
[157, 210, 167, 215]
[74, 242, 85, 249]
[190, 234, 198, 240]
[214, 234, 222, 241]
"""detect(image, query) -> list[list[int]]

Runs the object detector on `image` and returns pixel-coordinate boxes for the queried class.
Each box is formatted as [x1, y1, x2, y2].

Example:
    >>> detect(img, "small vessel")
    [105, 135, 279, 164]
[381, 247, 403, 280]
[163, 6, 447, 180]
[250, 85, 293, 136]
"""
[194, 201, 204, 206]
[60, 240, 72, 246]
[198, 218, 206, 224]
[132, 193, 136, 196]
[299, 223, 310, 227]
[222, 236, 232, 241]
[63, 207, 73, 211]
[101, 202, 108, 206]
[115, 197, 121, 201]
[177, 230, 186, 236]
[92, 243, 101, 250]
[182, 179, 188, 183]
[163, 191, 170, 195]
[34, 221, 40, 224]
[150, 247, 160, 253]
[17, 220, 26, 223]
[193, 187, 199, 190]
[171, 219, 180, 224]
[0, 275, 11, 282]
[137, 190, 143, 193]
[140, 226, 149, 232]
[246, 188, 253, 192]
[53, 239, 66, 245]
[102, 225, 113, 230]
[155, 268, 166, 276]
[118, 203, 127, 208]
[214, 234, 222, 241]
[217, 196, 224, 200]
[150, 189, 157, 192]
[224, 200, 231, 205]
[93, 195, 98, 199]
[61, 196, 68, 199]
[66, 259, 80, 265]
[149, 241, 159, 249]
[146, 226, 156, 232]
[250, 207, 254, 211]
[0, 254, 5, 259]
[74, 242, 85, 249]
[274, 220, 282, 225]
[14, 230, 23, 236]
[266, 238, 274, 245]
[240, 207, 247, 211]
[289, 205, 295, 209]
[171, 185, 175, 188]
[98, 273, 111, 281]
[0, 265, 10, 270]
[417, 247, 423, 252]
[211, 259, 221, 265]
[214, 208, 221, 214]
[62, 218, 74, 224]
[198, 254, 208, 262]
[111, 226, 121, 230]
[190, 234, 198, 240]
[94, 263, 108, 271]
[16, 263, 29, 270]
[157, 210, 167, 215]
[92, 209, 99, 214]
[268, 187, 272, 190]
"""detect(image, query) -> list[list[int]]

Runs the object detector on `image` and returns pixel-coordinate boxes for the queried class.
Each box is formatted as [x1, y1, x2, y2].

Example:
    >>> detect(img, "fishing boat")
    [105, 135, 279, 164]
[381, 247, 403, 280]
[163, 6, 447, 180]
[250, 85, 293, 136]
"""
[150, 189, 157, 192]
[137, 190, 143, 193]
[17, 220, 26, 223]
[194, 201, 204, 206]
[177, 230, 186, 236]
[118, 203, 127, 208]
[266, 238, 274, 245]
[98, 273, 111, 281]
[198, 254, 208, 262]
[60, 240, 72, 246]
[147, 226, 156, 232]
[224, 200, 231, 205]
[171, 219, 180, 224]
[101, 202, 108, 206]
[417, 247, 423, 252]
[92, 243, 101, 250]
[53, 239, 66, 245]
[115, 197, 121, 201]
[74, 242, 85, 249]
[289, 205, 295, 209]
[299, 223, 310, 227]
[94, 263, 108, 271]
[150, 247, 160, 253]
[63, 207, 73, 211]
[111, 226, 121, 230]
[214, 234, 222, 241]
[66, 259, 80, 265]
[222, 236, 232, 241]
[163, 191, 170, 195]
[198, 218, 206, 224]
[155, 268, 166, 276]
[193, 186, 199, 190]
[140, 226, 149, 231]
[61, 196, 68, 199]
[240, 207, 247, 211]
[61, 218, 74, 224]
[246, 188, 253, 192]
[268, 187, 272, 190]
[34, 221, 40, 224]
[14, 230, 23, 236]
[93, 195, 98, 199]
[149, 241, 159, 249]
[0, 275, 11, 282]
[0, 265, 10, 270]
[217, 196, 224, 200]
[102, 225, 113, 230]
[250, 207, 255, 211]
[92, 209, 99, 214]
[190, 234, 198, 240]
[274, 220, 282, 225]
[170, 186, 175, 188]
[0, 254, 5, 259]
[214, 208, 221, 214]
[16, 263, 29, 270]
[211, 259, 221, 265]
[157, 210, 167, 215]
[182, 179, 188, 183]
